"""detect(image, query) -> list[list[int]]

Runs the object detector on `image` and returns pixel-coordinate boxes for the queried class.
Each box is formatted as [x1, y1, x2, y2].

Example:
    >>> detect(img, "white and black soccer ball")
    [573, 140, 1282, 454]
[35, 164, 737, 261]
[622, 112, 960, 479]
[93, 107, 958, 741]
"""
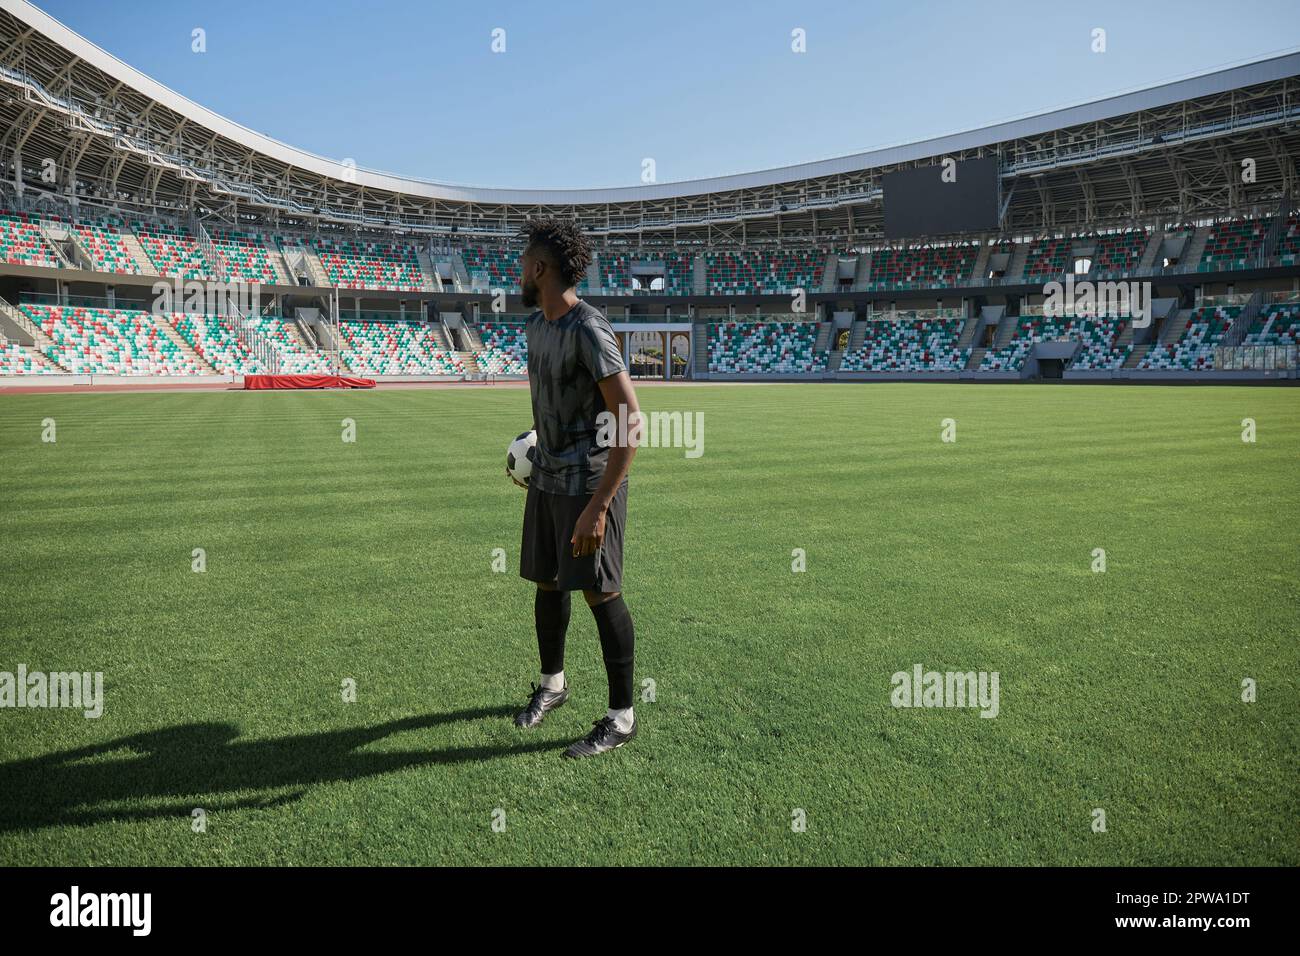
[506, 430, 537, 486]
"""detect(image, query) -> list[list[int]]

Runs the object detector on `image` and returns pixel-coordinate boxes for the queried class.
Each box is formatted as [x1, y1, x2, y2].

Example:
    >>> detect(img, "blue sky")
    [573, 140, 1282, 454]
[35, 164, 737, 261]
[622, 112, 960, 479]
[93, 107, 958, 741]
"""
[30, 0, 1300, 188]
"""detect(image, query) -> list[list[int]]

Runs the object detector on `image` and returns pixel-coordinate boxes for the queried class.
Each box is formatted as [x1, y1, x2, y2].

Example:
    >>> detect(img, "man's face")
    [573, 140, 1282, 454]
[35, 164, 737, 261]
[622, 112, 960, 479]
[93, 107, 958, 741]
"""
[520, 247, 541, 308]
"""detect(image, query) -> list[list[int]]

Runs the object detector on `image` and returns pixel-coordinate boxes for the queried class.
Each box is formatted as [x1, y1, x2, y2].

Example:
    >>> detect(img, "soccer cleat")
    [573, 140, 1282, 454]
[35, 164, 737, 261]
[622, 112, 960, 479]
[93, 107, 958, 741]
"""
[514, 681, 569, 728]
[563, 715, 637, 758]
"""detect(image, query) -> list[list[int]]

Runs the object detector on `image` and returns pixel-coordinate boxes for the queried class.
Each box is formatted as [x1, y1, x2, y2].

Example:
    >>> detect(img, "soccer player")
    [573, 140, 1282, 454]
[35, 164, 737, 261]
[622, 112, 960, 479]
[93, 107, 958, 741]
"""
[508, 218, 641, 758]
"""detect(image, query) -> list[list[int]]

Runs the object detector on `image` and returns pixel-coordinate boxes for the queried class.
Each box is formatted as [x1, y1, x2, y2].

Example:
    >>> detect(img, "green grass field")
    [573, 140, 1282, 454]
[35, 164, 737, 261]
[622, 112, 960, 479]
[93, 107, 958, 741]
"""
[0, 382, 1296, 866]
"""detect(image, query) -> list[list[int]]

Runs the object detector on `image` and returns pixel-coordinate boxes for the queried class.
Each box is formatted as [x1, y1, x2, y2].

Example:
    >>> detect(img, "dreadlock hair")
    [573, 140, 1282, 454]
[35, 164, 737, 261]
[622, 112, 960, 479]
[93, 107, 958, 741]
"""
[522, 217, 592, 289]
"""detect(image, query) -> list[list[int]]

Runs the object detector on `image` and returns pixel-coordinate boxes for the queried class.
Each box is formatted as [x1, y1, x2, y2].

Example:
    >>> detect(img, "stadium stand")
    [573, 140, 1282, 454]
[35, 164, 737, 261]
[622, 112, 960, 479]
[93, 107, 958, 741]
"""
[339, 315, 463, 375]
[462, 247, 521, 292]
[705, 250, 824, 295]
[867, 245, 979, 290]
[169, 312, 264, 374]
[1243, 299, 1300, 348]
[72, 219, 145, 275]
[839, 313, 969, 371]
[1140, 305, 1240, 370]
[598, 252, 631, 292]
[1273, 214, 1299, 266]
[1088, 232, 1148, 276]
[1023, 237, 1073, 279]
[313, 236, 425, 291]
[210, 229, 281, 284]
[708, 321, 826, 374]
[1068, 316, 1132, 370]
[0, 210, 60, 268]
[134, 223, 217, 280]
[20, 303, 206, 375]
[245, 316, 334, 373]
[592, 250, 695, 294]
[1197, 217, 1270, 271]
[981, 313, 1132, 371]
[0, 341, 56, 374]
[477, 321, 528, 375]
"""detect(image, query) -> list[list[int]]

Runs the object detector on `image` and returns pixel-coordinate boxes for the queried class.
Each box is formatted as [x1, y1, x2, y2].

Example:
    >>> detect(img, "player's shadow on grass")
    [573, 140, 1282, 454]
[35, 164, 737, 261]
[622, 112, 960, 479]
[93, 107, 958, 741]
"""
[0, 705, 555, 833]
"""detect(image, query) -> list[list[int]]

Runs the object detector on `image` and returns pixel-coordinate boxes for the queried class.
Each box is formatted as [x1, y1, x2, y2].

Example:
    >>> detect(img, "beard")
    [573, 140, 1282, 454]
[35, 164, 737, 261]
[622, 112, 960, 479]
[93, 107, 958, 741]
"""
[521, 278, 539, 309]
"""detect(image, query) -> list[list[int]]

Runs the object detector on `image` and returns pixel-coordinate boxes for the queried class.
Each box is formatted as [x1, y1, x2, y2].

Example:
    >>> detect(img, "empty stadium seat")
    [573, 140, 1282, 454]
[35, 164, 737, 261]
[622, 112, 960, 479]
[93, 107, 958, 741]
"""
[169, 312, 265, 374]
[1139, 305, 1240, 370]
[839, 314, 969, 371]
[867, 245, 978, 290]
[73, 218, 144, 274]
[20, 303, 205, 375]
[339, 314, 464, 375]
[0, 210, 60, 268]
[134, 224, 218, 280]
[313, 237, 425, 291]
[1088, 232, 1148, 276]
[705, 250, 823, 295]
[477, 321, 528, 374]
[462, 247, 521, 292]
[1197, 217, 1270, 272]
[708, 321, 826, 373]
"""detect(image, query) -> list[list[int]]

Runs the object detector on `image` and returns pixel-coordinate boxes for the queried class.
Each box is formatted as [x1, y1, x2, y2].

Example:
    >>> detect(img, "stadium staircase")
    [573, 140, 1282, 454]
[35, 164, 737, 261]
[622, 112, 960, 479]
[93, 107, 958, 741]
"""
[1259, 195, 1291, 261]
[155, 314, 215, 372]
[692, 256, 707, 295]
[1160, 308, 1192, 346]
[450, 253, 472, 292]
[37, 220, 76, 270]
[191, 219, 230, 281]
[1004, 242, 1030, 282]
[991, 313, 1020, 349]
[1122, 343, 1149, 368]
[853, 252, 872, 290]
[1181, 224, 1212, 272]
[585, 258, 602, 294]
[1129, 306, 1191, 366]
[259, 234, 293, 285]
[277, 237, 329, 286]
[813, 321, 833, 373]
[1137, 231, 1164, 272]
[114, 228, 159, 274]
[1222, 290, 1264, 347]
[48, 221, 95, 271]
[693, 322, 710, 379]
[969, 242, 992, 284]
[415, 247, 443, 292]
[820, 252, 839, 293]
[846, 320, 867, 353]
[293, 311, 321, 350]
[0, 295, 65, 370]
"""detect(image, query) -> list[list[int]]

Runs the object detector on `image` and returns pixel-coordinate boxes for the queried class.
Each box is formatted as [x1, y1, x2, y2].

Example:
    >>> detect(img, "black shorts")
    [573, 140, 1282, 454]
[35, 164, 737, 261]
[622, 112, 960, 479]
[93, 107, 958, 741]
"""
[520, 481, 627, 592]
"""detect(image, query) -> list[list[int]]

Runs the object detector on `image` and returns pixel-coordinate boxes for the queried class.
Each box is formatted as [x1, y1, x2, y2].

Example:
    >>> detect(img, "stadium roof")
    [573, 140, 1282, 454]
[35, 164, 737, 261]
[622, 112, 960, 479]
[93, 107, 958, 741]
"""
[1, 0, 1297, 241]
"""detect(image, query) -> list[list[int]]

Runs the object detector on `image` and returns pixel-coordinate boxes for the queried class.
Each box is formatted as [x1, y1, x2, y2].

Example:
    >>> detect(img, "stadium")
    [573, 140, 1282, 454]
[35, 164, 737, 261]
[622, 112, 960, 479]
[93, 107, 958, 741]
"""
[0, 0, 1297, 889]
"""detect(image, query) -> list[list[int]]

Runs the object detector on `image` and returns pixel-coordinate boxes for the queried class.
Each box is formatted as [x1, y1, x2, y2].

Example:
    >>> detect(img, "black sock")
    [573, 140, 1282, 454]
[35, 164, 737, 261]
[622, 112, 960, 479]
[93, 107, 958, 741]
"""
[590, 595, 635, 710]
[535, 588, 570, 677]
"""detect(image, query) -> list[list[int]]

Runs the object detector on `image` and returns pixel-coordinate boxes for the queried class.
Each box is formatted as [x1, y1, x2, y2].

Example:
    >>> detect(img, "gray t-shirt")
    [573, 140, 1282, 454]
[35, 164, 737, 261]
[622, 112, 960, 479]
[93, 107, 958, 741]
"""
[526, 300, 626, 496]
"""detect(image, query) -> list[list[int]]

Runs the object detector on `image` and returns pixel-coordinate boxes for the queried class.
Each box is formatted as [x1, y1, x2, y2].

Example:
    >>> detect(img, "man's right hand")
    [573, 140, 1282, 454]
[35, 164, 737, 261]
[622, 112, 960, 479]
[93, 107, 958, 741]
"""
[506, 467, 528, 490]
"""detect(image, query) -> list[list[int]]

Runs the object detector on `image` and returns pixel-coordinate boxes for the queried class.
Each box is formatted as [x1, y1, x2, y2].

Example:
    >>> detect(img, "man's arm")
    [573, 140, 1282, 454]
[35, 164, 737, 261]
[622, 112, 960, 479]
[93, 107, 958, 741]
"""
[571, 371, 639, 557]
